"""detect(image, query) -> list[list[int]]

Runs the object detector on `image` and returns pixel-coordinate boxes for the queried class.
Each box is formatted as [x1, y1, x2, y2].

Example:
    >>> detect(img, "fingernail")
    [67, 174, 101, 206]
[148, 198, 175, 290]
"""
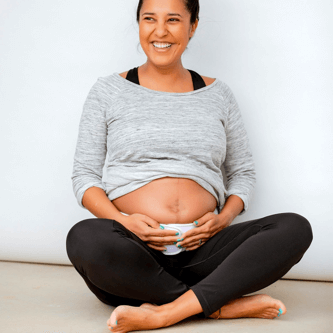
[160, 225, 164, 230]
[175, 232, 179, 236]
[177, 244, 182, 248]
[194, 221, 198, 226]
[177, 238, 184, 242]
[174, 242, 177, 244]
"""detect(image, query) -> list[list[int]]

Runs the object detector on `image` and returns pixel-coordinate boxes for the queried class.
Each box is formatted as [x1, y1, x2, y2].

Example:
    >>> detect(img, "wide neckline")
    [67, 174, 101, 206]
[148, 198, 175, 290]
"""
[113, 72, 219, 96]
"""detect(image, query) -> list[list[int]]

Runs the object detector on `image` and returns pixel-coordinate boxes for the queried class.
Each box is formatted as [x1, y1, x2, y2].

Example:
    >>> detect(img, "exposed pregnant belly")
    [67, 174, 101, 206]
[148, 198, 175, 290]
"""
[112, 177, 218, 224]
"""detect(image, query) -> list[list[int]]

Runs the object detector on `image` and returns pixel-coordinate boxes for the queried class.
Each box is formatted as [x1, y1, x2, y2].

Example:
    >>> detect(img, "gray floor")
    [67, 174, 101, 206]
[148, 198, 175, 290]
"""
[1, 261, 332, 333]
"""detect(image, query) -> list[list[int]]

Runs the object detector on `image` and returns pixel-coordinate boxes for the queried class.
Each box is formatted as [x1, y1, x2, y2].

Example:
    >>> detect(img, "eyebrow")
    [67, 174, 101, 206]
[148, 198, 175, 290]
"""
[142, 12, 183, 18]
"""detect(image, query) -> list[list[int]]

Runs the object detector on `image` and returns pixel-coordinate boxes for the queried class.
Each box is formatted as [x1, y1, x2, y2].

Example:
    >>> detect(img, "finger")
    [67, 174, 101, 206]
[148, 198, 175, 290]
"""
[182, 239, 206, 248]
[148, 235, 183, 244]
[146, 243, 167, 252]
[149, 230, 181, 238]
[142, 220, 180, 237]
[149, 241, 178, 248]
[179, 234, 207, 246]
[185, 242, 205, 251]
[184, 245, 199, 251]
[143, 216, 161, 229]
[192, 212, 215, 228]
[182, 221, 217, 240]
[182, 220, 212, 239]
[144, 232, 181, 243]
[181, 226, 204, 240]
[143, 217, 180, 236]
[181, 233, 209, 246]
[149, 237, 184, 247]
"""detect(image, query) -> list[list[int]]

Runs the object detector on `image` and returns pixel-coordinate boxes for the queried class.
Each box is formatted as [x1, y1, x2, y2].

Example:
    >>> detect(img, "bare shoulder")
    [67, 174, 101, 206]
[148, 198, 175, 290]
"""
[118, 71, 129, 79]
[201, 75, 216, 86]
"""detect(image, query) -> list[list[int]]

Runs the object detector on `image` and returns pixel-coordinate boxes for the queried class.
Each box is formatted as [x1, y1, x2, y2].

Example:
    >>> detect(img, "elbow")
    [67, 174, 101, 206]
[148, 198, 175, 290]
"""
[71, 175, 106, 209]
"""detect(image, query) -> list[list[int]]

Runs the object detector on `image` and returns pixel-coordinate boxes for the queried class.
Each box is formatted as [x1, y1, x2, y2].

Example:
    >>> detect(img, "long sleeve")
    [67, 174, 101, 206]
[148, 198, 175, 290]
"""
[71, 78, 108, 209]
[222, 83, 256, 214]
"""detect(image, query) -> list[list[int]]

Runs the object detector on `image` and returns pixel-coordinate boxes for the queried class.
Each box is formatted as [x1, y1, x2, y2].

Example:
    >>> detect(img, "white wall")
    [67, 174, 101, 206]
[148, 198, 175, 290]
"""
[0, 0, 332, 281]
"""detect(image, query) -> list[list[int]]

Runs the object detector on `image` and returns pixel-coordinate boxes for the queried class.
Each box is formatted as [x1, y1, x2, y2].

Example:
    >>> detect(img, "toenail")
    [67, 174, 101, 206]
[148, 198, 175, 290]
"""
[116, 320, 118, 325]
[279, 308, 283, 314]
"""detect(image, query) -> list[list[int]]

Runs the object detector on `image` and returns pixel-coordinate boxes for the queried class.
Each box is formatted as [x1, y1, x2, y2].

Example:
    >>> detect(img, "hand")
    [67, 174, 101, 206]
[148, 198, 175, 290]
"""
[121, 213, 180, 251]
[177, 212, 231, 251]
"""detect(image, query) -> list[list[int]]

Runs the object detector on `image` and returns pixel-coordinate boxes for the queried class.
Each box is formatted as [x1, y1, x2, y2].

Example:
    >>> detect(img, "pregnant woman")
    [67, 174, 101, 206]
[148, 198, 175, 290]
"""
[66, 0, 313, 332]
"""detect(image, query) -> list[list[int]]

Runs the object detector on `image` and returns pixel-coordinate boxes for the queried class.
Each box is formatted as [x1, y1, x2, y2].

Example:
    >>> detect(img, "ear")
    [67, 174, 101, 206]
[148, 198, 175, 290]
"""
[189, 18, 199, 38]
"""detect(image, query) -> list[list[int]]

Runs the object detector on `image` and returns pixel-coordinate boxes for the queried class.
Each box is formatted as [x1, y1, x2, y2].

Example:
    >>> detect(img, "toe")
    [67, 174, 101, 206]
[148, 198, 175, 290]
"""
[262, 313, 274, 319]
[208, 309, 220, 319]
[264, 311, 275, 319]
[275, 301, 287, 315]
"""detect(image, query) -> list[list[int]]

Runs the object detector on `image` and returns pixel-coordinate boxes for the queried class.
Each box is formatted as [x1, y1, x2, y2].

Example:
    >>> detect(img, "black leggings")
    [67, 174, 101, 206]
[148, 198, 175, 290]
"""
[66, 212, 312, 317]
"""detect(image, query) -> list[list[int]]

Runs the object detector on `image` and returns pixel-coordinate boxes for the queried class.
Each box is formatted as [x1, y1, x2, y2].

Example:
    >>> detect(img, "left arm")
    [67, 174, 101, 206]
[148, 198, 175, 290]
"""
[179, 83, 255, 251]
[218, 194, 244, 226]
[222, 82, 256, 214]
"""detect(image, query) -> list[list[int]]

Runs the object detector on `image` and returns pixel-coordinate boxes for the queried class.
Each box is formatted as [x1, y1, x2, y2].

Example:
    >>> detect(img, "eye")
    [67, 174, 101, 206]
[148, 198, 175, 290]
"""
[143, 17, 179, 22]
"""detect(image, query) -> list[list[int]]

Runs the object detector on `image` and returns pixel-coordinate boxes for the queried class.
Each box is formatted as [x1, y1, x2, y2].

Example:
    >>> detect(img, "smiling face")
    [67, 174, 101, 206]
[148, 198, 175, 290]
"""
[138, 0, 198, 69]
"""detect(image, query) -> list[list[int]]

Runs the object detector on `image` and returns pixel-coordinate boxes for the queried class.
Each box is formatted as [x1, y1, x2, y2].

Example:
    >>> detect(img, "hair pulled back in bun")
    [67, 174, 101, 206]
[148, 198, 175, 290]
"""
[136, 0, 200, 25]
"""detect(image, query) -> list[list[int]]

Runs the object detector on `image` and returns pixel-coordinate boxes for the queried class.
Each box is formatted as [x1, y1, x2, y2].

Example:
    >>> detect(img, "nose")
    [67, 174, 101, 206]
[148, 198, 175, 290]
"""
[154, 20, 168, 37]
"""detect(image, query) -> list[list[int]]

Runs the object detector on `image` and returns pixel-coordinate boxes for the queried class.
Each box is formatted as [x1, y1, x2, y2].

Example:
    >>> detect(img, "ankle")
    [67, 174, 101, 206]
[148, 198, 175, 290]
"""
[155, 303, 175, 327]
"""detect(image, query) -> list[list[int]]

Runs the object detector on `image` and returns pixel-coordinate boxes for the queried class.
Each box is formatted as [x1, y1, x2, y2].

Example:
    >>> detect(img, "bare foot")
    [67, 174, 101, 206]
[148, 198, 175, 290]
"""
[106, 303, 165, 332]
[209, 294, 287, 320]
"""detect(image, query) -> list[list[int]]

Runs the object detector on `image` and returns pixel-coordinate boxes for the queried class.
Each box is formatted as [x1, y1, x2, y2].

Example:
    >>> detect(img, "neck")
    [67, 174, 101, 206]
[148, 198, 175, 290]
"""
[140, 61, 188, 84]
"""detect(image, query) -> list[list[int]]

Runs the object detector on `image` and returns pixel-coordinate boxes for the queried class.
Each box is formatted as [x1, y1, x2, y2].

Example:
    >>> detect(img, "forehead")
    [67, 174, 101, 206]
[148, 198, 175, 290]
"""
[141, 0, 187, 13]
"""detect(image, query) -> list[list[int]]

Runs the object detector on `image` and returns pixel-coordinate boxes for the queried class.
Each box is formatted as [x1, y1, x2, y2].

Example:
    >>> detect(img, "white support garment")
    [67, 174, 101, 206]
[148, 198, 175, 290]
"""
[119, 207, 219, 255]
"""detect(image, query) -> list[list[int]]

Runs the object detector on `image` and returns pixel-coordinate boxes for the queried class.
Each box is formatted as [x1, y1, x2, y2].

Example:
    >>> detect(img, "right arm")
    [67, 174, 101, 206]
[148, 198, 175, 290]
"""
[82, 186, 178, 251]
[82, 186, 128, 224]
[71, 78, 128, 224]
[72, 78, 177, 249]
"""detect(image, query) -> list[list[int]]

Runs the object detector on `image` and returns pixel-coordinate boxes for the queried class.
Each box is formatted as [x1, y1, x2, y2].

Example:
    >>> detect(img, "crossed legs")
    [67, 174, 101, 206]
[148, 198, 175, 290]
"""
[66, 212, 313, 332]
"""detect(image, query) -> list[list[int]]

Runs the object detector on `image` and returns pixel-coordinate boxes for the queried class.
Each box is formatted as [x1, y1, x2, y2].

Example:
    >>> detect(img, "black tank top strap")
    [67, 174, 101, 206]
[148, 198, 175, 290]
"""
[187, 69, 207, 90]
[125, 67, 206, 90]
[125, 67, 140, 85]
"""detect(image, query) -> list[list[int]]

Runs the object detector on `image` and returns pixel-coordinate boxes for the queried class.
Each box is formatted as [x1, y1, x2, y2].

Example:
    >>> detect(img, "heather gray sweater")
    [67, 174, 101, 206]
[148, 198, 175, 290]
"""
[71, 72, 256, 214]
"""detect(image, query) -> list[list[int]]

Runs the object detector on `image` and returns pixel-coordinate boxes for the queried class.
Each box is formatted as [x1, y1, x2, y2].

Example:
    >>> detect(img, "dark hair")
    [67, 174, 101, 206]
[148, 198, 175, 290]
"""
[136, 0, 200, 25]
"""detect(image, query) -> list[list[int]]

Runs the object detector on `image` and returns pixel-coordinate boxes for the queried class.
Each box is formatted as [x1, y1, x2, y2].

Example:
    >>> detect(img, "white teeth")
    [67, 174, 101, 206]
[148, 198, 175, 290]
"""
[153, 43, 172, 48]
